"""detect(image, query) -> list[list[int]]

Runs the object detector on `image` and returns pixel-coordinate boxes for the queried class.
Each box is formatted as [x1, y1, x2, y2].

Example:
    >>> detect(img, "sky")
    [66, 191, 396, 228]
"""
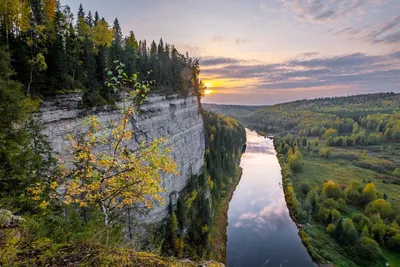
[63, 0, 400, 105]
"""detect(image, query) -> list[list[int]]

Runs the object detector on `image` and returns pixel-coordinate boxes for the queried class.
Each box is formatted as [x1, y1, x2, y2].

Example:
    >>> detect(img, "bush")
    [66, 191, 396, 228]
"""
[352, 213, 372, 232]
[337, 198, 347, 212]
[299, 182, 311, 194]
[387, 233, 400, 251]
[393, 168, 400, 177]
[288, 150, 303, 173]
[365, 199, 393, 221]
[319, 148, 333, 159]
[361, 183, 377, 205]
[326, 224, 336, 235]
[323, 128, 338, 138]
[342, 219, 358, 244]
[322, 180, 341, 200]
[359, 237, 382, 262]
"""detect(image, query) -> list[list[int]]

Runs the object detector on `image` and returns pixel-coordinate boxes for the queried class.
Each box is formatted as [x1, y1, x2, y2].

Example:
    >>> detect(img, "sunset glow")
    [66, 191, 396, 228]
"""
[65, 0, 400, 105]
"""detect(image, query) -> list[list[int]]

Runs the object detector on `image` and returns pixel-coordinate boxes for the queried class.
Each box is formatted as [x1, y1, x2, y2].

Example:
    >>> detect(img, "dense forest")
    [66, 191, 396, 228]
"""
[0, 1, 248, 266]
[162, 111, 246, 260]
[0, 0, 205, 106]
[202, 103, 268, 123]
[240, 93, 400, 266]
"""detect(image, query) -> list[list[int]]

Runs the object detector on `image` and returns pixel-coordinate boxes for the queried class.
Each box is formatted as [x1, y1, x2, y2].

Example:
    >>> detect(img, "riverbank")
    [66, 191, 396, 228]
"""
[275, 145, 324, 266]
[274, 137, 400, 266]
[209, 167, 243, 264]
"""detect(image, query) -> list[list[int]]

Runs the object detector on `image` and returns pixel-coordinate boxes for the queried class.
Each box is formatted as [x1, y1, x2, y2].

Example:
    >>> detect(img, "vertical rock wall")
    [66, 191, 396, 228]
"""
[40, 93, 205, 224]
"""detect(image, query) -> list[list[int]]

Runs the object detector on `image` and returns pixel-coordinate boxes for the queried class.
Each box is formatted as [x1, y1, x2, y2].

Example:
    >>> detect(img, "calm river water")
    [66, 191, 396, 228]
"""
[226, 129, 316, 267]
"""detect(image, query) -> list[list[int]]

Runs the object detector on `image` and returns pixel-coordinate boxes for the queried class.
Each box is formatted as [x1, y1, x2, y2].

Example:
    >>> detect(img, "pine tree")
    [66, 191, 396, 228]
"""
[0, 46, 42, 207]
[94, 11, 99, 25]
[124, 31, 138, 78]
[110, 18, 122, 63]
[149, 40, 158, 83]
[46, 0, 67, 91]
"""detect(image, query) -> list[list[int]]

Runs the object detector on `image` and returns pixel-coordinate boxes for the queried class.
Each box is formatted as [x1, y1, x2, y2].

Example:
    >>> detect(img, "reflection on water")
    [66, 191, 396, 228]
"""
[227, 129, 315, 267]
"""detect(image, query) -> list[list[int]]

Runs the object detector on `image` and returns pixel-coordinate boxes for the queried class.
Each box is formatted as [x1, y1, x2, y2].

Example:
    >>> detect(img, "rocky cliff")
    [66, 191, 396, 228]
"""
[40, 93, 205, 224]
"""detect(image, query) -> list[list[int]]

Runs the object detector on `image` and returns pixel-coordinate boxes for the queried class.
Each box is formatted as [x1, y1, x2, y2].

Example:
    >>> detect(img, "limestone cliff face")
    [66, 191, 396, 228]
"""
[40, 93, 205, 224]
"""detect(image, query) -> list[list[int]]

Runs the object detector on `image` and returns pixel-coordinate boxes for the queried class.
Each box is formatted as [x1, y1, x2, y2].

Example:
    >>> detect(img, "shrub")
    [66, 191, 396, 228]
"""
[393, 168, 400, 177]
[322, 180, 341, 200]
[322, 198, 339, 210]
[319, 148, 333, 159]
[337, 198, 347, 212]
[331, 209, 341, 223]
[359, 237, 382, 261]
[361, 183, 377, 205]
[342, 219, 358, 244]
[326, 224, 336, 235]
[365, 199, 393, 221]
[352, 213, 372, 232]
[288, 150, 303, 173]
[387, 233, 400, 251]
[299, 182, 311, 194]
[323, 128, 338, 138]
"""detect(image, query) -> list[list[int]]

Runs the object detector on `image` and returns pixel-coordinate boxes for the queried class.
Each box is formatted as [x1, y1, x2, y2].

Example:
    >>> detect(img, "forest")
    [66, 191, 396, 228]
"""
[163, 111, 246, 261]
[0, 0, 247, 266]
[238, 93, 400, 266]
[1, 0, 205, 106]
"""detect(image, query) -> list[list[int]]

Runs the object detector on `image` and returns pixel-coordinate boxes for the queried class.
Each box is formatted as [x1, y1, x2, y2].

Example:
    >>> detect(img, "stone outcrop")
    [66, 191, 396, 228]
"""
[40, 93, 205, 224]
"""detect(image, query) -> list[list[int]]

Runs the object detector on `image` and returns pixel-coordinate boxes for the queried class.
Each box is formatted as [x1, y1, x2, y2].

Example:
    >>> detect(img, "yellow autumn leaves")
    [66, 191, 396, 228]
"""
[30, 105, 178, 223]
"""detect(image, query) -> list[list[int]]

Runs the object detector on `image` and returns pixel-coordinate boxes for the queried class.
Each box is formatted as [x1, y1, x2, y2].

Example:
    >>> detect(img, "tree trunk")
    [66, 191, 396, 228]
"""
[72, 66, 75, 89]
[27, 66, 33, 96]
[101, 201, 109, 226]
[127, 207, 133, 240]
[5, 20, 9, 48]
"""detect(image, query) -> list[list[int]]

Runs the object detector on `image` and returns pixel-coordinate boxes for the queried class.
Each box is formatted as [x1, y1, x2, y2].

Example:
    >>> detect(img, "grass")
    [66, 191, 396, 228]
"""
[382, 249, 400, 267]
[303, 226, 359, 267]
[290, 144, 400, 266]
[294, 154, 400, 205]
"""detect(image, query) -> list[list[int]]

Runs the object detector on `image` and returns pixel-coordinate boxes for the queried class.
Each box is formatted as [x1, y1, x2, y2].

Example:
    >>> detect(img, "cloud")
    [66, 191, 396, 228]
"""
[211, 36, 225, 43]
[234, 38, 252, 45]
[175, 45, 205, 56]
[280, 0, 389, 23]
[200, 52, 400, 92]
[239, 212, 258, 220]
[329, 15, 400, 44]
[200, 57, 243, 66]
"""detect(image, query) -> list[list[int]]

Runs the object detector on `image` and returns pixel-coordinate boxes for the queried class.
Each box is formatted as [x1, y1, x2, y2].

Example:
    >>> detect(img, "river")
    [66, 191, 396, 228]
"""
[226, 129, 315, 267]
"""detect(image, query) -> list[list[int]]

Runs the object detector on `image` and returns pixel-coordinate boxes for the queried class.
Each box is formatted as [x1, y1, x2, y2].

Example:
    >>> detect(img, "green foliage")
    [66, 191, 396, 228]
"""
[352, 213, 372, 232]
[323, 128, 338, 139]
[166, 111, 246, 259]
[0, 46, 53, 210]
[342, 219, 359, 244]
[365, 199, 394, 221]
[326, 224, 335, 235]
[299, 181, 311, 194]
[322, 180, 342, 200]
[246, 92, 400, 140]
[393, 168, 400, 177]
[2, 2, 205, 103]
[272, 119, 400, 265]
[288, 150, 303, 172]
[361, 183, 377, 205]
[319, 147, 333, 159]
[359, 237, 382, 262]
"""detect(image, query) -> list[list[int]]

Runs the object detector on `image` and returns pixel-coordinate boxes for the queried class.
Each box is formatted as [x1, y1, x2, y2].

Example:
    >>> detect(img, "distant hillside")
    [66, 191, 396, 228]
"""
[202, 103, 268, 123]
[246, 92, 400, 134]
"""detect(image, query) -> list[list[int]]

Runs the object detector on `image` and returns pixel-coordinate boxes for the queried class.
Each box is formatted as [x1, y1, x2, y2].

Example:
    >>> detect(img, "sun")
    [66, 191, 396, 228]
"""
[204, 89, 213, 95]
[204, 81, 212, 88]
